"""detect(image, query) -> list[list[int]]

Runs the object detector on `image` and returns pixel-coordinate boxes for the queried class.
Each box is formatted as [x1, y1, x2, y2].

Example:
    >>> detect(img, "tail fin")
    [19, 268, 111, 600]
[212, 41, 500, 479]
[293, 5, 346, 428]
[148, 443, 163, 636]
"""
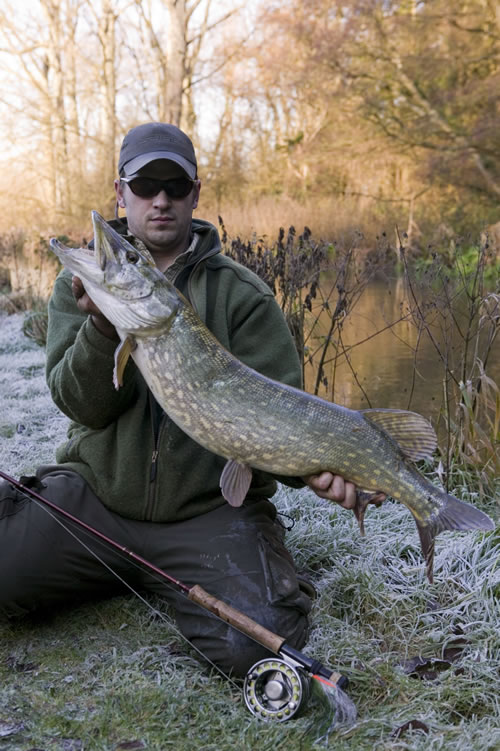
[415, 491, 494, 583]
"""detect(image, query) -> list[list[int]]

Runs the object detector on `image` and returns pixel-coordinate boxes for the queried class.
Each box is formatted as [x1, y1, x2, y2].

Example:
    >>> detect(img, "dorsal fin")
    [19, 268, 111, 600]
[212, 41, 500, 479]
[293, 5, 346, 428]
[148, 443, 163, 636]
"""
[360, 408, 437, 461]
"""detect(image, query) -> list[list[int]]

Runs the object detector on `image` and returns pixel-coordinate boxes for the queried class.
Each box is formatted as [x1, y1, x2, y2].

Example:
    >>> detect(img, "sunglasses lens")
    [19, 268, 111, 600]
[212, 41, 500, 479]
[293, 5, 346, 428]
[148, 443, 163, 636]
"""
[125, 177, 193, 199]
[168, 179, 194, 198]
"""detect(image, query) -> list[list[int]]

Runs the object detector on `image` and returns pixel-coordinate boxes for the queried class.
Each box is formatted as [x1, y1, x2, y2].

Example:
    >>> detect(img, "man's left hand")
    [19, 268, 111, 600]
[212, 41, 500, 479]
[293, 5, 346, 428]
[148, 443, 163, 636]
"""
[303, 472, 357, 508]
[303, 472, 386, 509]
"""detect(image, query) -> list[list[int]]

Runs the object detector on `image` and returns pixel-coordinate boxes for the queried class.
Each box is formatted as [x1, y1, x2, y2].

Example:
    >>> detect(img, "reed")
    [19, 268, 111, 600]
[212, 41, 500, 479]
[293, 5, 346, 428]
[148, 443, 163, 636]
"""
[220, 217, 393, 397]
[0, 229, 61, 311]
[397, 233, 499, 495]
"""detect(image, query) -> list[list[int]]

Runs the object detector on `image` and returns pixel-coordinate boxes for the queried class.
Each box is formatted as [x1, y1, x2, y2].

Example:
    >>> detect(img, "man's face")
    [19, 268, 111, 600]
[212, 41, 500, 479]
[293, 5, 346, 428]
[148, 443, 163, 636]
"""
[115, 160, 201, 261]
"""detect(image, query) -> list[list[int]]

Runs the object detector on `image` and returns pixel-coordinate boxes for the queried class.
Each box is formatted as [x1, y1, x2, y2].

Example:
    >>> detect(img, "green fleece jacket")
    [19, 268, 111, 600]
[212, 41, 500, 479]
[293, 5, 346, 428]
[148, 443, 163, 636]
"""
[45, 218, 304, 522]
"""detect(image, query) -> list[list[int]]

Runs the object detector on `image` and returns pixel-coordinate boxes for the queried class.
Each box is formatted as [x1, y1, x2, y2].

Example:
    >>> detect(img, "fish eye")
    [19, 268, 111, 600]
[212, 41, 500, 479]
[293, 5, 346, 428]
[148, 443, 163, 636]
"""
[126, 250, 140, 264]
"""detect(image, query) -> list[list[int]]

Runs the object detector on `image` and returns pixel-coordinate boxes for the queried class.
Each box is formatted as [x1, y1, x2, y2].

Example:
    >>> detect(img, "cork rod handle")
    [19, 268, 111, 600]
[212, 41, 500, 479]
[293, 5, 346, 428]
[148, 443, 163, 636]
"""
[188, 584, 285, 654]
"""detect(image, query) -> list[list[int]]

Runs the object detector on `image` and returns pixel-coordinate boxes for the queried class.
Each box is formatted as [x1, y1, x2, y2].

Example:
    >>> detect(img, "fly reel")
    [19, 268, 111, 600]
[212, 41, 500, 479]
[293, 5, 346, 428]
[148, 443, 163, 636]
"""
[243, 658, 310, 722]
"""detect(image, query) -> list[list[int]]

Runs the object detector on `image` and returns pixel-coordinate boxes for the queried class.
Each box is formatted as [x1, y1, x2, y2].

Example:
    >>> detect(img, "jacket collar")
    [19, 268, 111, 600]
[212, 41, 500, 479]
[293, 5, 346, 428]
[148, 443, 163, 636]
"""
[103, 217, 222, 271]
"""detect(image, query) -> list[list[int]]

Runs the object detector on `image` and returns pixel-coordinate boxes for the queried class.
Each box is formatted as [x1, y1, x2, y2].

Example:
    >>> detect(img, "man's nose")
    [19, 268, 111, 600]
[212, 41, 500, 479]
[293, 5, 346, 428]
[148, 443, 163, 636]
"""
[152, 189, 171, 207]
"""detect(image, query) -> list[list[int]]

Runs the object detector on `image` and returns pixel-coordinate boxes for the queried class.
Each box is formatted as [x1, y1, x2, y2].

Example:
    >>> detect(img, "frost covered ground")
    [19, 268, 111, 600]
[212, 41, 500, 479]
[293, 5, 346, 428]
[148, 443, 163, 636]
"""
[0, 313, 69, 476]
[0, 310, 499, 751]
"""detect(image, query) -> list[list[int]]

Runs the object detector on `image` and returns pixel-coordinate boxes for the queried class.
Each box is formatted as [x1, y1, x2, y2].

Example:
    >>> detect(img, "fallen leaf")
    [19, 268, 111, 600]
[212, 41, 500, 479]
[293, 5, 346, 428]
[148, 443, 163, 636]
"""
[392, 719, 430, 738]
[400, 655, 454, 680]
[115, 742, 146, 750]
[6, 655, 38, 672]
[442, 633, 468, 663]
[400, 632, 468, 681]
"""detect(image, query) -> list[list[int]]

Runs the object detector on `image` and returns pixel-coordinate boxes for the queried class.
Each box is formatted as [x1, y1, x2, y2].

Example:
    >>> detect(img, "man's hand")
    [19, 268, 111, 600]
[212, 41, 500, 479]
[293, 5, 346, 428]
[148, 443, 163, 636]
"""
[303, 471, 386, 509]
[72, 276, 118, 340]
[303, 471, 357, 508]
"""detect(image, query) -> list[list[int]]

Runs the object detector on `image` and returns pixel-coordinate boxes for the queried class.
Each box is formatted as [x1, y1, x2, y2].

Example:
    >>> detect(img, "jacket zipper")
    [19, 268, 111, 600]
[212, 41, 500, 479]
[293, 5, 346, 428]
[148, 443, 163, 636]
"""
[150, 449, 159, 482]
[146, 395, 165, 519]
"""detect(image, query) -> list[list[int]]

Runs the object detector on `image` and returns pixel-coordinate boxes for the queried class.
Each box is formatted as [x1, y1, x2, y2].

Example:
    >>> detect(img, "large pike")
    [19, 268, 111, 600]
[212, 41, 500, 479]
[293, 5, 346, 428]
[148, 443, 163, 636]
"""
[50, 212, 495, 582]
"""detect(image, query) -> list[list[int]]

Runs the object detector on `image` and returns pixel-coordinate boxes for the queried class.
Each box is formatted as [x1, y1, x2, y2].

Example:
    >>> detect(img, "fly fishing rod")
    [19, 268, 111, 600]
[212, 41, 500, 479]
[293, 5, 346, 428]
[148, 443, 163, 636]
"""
[1, 470, 355, 726]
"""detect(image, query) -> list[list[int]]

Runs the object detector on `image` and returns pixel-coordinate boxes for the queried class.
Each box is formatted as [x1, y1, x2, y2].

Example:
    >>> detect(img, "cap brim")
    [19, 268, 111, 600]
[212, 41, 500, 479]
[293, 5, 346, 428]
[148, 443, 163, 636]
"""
[122, 151, 196, 179]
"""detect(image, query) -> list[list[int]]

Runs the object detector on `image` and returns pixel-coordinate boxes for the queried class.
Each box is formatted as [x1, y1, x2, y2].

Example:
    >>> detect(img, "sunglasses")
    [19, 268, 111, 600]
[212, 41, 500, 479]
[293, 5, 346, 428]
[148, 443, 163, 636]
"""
[120, 175, 195, 199]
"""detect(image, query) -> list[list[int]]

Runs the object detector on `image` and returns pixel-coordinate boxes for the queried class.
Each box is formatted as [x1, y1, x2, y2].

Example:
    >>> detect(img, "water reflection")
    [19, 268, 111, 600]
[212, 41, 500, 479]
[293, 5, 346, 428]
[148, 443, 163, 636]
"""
[303, 275, 500, 426]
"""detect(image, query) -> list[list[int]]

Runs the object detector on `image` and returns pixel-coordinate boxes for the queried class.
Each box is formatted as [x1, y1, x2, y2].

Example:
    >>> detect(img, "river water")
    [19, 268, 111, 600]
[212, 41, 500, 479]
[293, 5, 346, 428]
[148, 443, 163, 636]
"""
[303, 274, 500, 428]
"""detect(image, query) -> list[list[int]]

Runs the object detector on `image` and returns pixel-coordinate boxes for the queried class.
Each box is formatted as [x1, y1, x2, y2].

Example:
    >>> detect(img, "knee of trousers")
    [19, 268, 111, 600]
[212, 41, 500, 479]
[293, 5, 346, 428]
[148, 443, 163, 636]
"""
[188, 605, 310, 679]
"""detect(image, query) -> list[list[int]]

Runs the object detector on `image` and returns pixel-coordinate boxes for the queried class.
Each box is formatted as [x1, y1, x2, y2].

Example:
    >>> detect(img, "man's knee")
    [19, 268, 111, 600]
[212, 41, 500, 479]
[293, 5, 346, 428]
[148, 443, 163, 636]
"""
[187, 604, 310, 678]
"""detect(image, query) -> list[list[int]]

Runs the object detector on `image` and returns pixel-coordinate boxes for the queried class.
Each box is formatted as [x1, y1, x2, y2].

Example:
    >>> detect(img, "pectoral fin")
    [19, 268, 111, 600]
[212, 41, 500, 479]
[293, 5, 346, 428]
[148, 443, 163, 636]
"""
[353, 490, 384, 536]
[360, 408, 437, 461]
[113, 336, 136, 389]
[220, 459, 253, 507]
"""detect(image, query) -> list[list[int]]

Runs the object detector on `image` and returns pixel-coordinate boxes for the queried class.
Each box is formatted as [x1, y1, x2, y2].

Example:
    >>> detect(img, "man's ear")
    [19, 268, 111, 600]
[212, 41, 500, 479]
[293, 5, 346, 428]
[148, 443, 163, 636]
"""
[192, 180, 201, 210]
[114, 178, 126, 209]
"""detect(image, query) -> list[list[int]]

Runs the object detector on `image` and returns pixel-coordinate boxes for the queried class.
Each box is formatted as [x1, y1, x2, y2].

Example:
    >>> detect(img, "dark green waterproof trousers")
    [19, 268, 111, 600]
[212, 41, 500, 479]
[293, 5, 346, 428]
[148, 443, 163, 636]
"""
[0, 466, 311, 677]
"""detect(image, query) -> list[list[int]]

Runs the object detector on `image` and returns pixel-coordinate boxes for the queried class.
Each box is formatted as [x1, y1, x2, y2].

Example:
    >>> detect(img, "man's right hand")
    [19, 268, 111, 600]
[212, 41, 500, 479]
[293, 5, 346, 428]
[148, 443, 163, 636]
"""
[72, 276, 118, 340]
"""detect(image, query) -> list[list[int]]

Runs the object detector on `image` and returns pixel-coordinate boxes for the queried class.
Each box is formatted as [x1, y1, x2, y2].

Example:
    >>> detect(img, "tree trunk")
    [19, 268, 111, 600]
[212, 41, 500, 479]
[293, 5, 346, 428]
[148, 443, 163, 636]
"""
[40, 0, 70, 215]
[164, 0, 187, 126]
[97, 0, 117, 192]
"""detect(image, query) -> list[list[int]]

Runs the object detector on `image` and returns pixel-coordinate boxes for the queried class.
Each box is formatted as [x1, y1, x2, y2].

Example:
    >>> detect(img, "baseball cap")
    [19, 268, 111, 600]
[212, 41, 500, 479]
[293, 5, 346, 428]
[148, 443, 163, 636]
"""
[118, 122, 197, 179]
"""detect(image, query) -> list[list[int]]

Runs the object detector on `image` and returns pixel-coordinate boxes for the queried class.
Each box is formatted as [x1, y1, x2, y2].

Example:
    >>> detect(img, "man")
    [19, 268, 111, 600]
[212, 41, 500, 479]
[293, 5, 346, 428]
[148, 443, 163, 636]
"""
[0, 123, 360, 677]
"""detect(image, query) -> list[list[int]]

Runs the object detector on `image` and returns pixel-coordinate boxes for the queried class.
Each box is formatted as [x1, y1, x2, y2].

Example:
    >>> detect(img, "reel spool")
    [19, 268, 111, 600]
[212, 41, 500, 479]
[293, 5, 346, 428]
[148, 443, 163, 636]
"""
[243, 658, 310, 722]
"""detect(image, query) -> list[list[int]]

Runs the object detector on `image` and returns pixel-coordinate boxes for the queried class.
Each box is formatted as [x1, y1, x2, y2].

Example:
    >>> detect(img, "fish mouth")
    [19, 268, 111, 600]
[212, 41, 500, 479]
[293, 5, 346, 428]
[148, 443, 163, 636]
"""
[92, 210, 126, 270]
[50, 211, 159, 303]
[49, 236, 102, 281]
[49, 211, 119, 282]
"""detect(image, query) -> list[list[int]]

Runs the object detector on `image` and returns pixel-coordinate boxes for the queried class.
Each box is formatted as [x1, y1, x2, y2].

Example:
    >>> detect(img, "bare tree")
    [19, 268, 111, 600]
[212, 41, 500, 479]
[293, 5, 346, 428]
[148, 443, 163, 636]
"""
[0, 0, 84, 220]
[90, 0, 118, 192]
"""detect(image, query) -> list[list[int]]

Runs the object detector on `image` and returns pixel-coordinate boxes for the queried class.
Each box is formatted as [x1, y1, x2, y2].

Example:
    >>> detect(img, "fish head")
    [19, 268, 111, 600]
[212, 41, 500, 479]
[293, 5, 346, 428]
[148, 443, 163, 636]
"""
[50, 211, 181, 334]
[91, 210, 159, 301]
